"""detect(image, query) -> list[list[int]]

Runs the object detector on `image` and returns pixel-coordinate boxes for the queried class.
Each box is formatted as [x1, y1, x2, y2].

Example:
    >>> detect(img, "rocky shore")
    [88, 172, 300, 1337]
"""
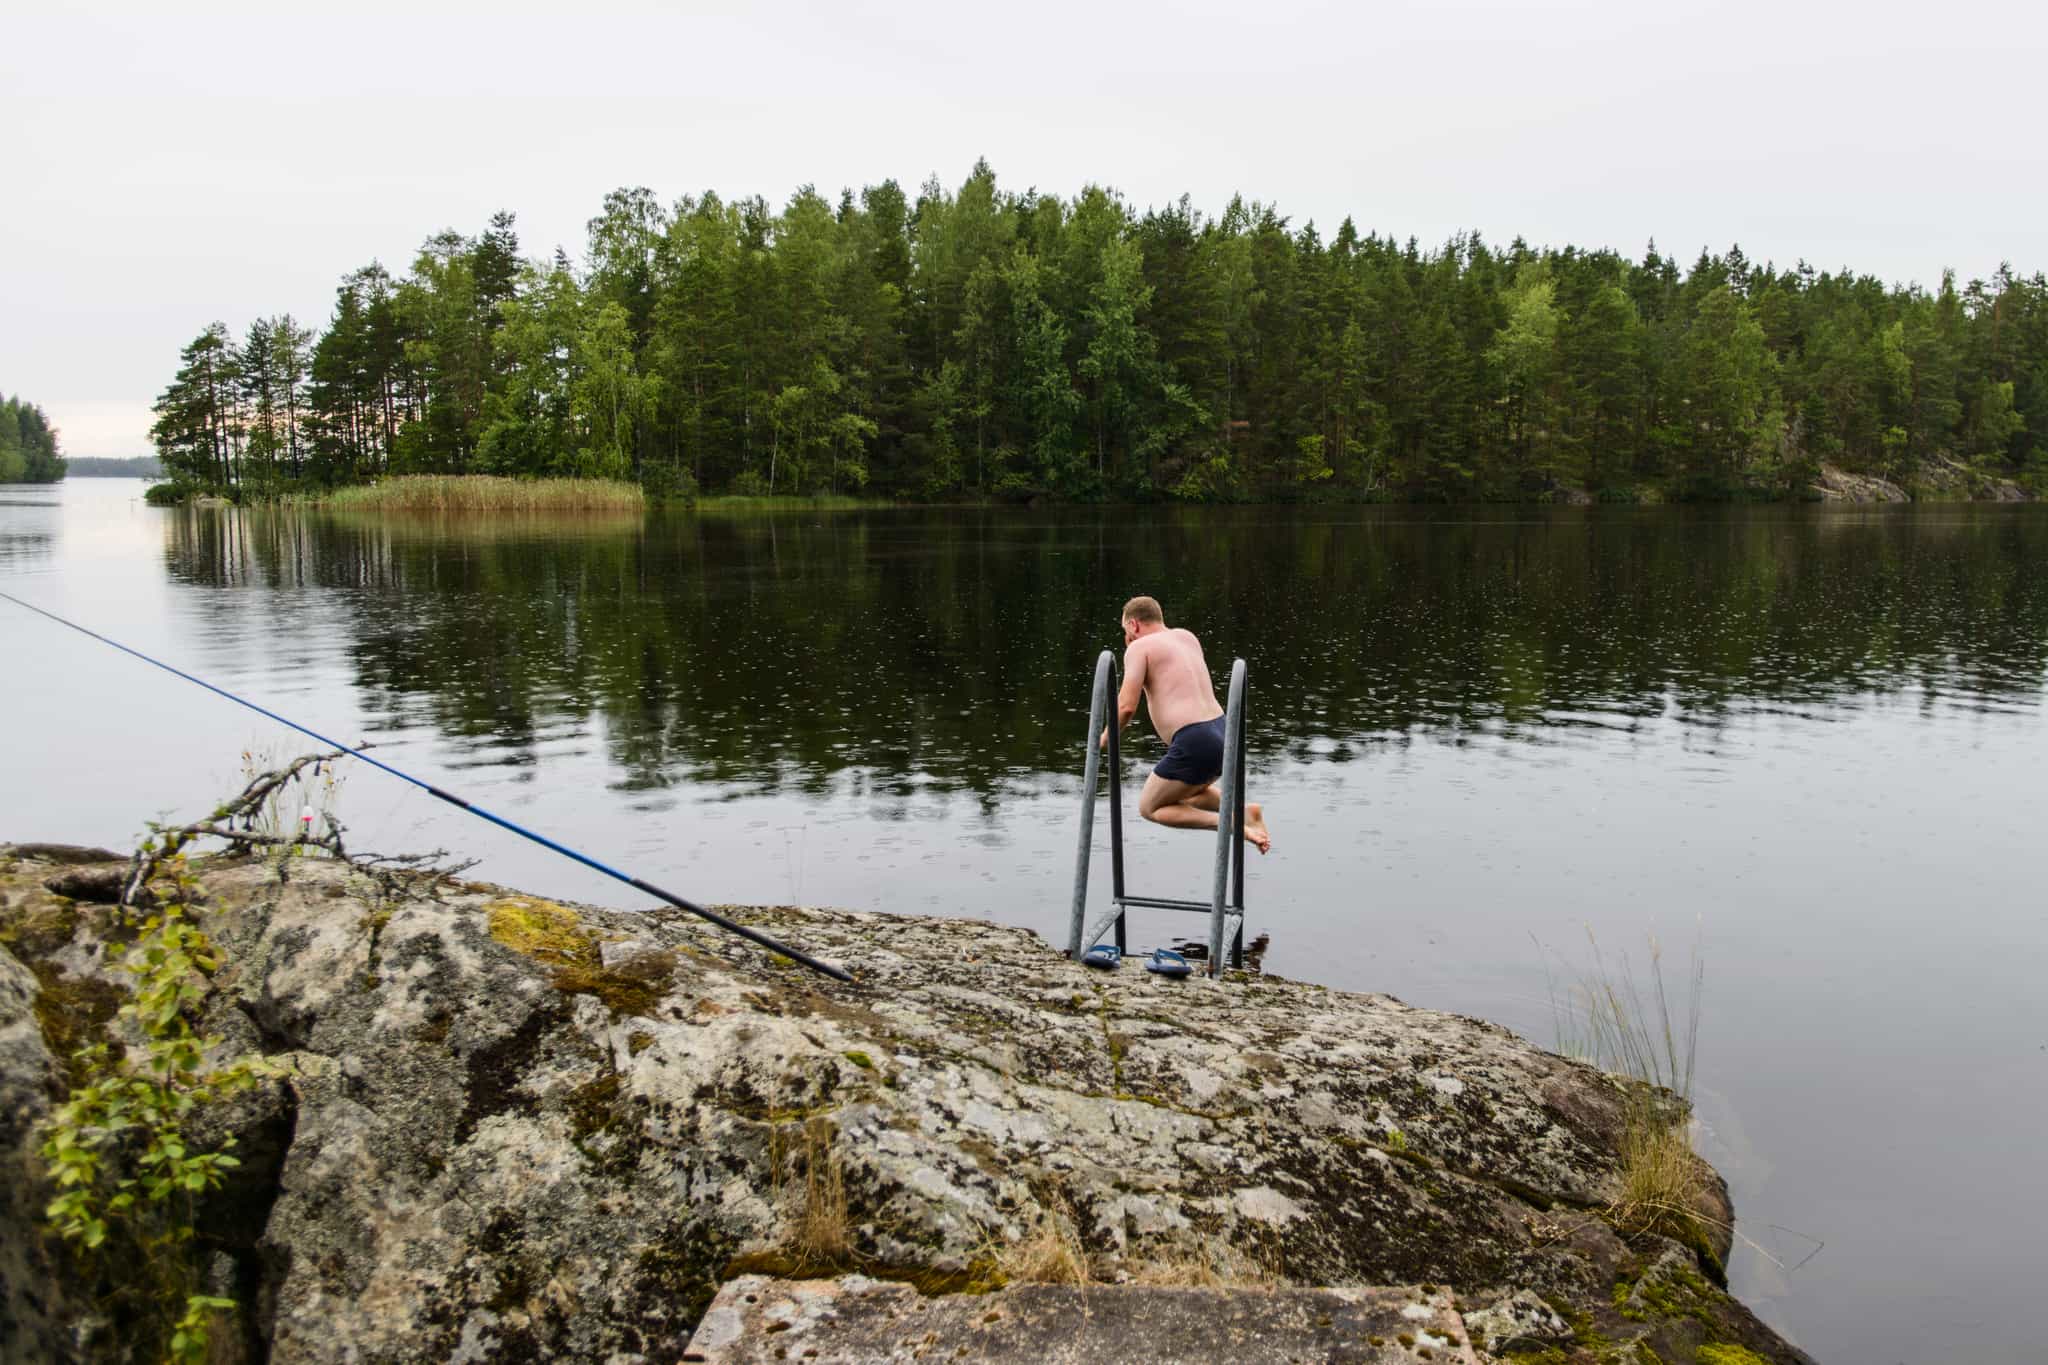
[1811, 456, 2032, 503]
[0, 841, 1808, 1364]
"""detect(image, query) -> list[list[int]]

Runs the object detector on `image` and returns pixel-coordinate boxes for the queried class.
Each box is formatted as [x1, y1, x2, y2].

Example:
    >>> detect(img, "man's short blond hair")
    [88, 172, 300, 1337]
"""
[1121, 596, 1163, 625]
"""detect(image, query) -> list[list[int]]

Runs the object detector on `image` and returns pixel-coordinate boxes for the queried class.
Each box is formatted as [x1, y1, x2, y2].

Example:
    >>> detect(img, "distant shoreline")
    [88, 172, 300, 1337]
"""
[61, 456, 162, 479]
[127, 464, 2036, 510]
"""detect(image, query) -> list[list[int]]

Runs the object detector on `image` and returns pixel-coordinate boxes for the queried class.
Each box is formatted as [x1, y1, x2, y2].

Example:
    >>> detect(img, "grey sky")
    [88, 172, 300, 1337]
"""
[8, 0, 2044, 458]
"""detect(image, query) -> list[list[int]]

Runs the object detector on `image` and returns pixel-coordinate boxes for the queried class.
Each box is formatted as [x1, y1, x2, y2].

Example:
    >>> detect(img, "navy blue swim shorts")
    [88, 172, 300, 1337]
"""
[1154, 716, 1226, 785]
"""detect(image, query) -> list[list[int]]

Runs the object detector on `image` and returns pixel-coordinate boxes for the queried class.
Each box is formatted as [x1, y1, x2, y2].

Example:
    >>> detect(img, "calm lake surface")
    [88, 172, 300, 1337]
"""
[4, 479, 2044, 1362]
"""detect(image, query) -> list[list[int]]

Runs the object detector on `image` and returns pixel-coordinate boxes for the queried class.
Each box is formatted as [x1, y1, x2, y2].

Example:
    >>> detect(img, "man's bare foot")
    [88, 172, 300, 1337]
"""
[1243, 802, 1272, 855]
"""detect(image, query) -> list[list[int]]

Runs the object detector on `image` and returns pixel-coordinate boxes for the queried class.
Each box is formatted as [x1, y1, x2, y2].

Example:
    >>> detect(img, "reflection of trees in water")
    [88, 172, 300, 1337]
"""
[0, 531, 54, 568]
[162, 506, 2048, 794]
[0, 494, 63, 568]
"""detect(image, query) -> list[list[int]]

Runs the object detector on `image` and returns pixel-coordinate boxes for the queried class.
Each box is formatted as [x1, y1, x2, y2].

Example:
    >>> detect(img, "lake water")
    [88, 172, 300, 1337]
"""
[4, 479, 2044, 1362]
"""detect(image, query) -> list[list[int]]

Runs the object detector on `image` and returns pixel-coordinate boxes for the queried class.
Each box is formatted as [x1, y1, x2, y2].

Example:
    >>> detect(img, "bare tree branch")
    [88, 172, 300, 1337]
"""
[121, 747, 360, 910]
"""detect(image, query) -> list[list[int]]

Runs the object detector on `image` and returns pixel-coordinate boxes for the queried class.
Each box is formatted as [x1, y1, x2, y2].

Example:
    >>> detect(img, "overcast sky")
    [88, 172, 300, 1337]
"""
[8, 0, 2044, 458]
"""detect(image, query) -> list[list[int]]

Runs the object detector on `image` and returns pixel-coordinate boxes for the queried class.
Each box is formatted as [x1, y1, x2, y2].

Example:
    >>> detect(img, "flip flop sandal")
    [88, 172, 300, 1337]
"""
[1145, 948, 1192, 978]
[1082, 944, 1122, 970]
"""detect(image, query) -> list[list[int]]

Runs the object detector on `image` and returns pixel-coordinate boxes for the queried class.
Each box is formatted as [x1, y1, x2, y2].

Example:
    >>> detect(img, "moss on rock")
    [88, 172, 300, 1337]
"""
[1697, 1347, 1769, 1365]
[0, 893, 83, 960]
[486, 897, 595, 964]
[26, 960, 125, 1088]
[484, 897, 674, 1019]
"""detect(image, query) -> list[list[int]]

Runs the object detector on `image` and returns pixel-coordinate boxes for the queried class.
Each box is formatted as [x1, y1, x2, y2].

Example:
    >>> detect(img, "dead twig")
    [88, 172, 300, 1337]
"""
[122, 748, 358, 910]
[347, 848, 479, 901]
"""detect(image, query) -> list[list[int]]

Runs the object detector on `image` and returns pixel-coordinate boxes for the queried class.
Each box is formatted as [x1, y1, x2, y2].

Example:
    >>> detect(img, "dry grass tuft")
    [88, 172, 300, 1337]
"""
[994, 1195, 1092, 1286]
[1560, 933, 1702, 1099]
[790, 1118, 852, 1265]
[1608, 1088, 1711, 1243]
[322, 475, 645, 513]
[1125, 1236, 1284, 1290]
[1545, 930, 1715, 1249]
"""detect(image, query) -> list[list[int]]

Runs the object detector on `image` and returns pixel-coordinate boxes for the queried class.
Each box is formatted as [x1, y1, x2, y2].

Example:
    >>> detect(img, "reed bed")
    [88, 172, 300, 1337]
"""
[321, 475, 645, 513]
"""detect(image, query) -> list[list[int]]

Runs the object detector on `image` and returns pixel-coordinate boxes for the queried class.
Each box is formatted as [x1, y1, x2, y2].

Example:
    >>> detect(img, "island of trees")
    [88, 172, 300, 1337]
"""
[1, 396, 66, 483]
[149, 162, 2048, 504]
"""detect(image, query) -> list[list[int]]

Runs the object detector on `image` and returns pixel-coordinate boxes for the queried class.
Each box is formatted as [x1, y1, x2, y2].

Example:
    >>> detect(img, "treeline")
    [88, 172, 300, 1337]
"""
[67, 456, 163, 478]
[152, 162, 2048, 502]
[1, 395, 65, 483]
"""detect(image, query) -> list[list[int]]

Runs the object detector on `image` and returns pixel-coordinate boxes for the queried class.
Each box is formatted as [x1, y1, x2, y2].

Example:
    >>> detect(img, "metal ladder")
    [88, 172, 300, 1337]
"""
[1068, 650, 1248, 976]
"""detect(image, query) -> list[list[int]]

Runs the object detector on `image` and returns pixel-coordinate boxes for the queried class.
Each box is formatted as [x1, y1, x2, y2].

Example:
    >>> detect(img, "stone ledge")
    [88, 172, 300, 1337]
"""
[0, 847, 1811, 1364]
[685, 1275, 1480, 1365]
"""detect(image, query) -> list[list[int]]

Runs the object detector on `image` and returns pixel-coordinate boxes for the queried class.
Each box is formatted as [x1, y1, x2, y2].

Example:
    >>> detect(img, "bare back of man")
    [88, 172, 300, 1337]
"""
[1104, 596, 1272, 854]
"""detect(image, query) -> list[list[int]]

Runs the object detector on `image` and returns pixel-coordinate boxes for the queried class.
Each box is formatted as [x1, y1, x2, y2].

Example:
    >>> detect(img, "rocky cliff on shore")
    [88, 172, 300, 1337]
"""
[0, 842, 1807, 1364]
[1811, 456, 2032, 503]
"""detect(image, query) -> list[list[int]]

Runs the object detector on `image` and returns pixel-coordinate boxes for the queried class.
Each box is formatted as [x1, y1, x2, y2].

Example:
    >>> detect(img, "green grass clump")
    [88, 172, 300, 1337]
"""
[322, 475, 645, 512]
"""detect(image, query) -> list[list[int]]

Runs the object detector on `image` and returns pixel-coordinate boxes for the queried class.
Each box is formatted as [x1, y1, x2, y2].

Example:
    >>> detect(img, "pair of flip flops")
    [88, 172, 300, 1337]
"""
[1081, 945, 1192, 979]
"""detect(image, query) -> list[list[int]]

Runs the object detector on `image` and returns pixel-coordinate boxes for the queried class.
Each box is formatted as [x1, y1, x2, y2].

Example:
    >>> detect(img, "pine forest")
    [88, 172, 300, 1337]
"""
[148, 162, 2048, 504]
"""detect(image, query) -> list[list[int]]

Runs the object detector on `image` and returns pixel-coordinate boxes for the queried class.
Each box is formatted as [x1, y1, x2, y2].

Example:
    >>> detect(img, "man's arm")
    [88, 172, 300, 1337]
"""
[1102, 643, 1147, 748]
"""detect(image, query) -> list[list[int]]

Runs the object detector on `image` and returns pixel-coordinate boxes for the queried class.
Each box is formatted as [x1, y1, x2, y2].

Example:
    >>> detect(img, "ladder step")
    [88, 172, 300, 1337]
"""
[1116, 894, 1216, 913]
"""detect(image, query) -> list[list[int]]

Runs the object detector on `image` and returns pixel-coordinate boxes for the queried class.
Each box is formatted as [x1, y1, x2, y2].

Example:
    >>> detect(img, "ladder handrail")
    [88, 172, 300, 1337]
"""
[1207, 658, 1248, 972]
[1068, 650, 1115, 959]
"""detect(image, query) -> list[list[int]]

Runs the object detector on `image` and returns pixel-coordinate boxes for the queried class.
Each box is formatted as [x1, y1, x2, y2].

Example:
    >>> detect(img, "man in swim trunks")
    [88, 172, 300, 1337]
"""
[1101, 596, 1272, 854]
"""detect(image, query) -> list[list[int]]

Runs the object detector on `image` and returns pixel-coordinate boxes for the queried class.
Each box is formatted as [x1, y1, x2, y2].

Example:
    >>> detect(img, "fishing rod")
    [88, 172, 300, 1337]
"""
[0, 589, 854, 984]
